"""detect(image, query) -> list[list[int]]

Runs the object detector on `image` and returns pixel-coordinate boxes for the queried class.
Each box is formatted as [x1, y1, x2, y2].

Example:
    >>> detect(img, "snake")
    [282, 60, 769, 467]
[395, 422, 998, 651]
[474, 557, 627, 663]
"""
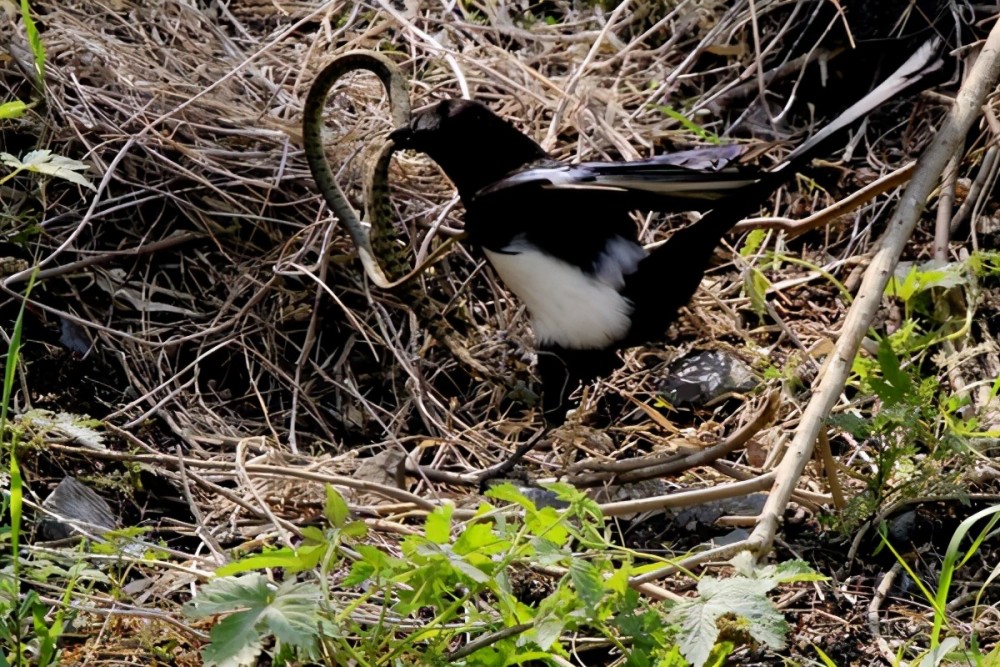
[302, 50, 492, 379]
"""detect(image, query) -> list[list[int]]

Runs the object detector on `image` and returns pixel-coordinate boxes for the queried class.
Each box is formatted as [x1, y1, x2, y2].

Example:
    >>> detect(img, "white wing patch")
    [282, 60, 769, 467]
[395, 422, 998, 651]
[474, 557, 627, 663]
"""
[593, 235, 647, 289]
[484, 235, 645, 349]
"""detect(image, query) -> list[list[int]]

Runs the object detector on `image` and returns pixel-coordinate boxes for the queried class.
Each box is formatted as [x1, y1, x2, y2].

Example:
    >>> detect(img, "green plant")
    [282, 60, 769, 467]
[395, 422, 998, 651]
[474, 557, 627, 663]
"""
[652, 105, 722, 144]
[878, 504, 1000, 666]
[186, 483, 822, 666]
[0, 102, 30, 120]
[0, 273, 98, 667]
[830, 338, 969, 530]
[0, 151, 96, 191]
[19, 0, 45, 91]
[0, 273, 66, 667]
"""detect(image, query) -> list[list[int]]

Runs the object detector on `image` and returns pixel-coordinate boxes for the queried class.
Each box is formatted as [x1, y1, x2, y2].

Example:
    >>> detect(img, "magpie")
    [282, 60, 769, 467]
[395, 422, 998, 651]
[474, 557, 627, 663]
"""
[389, 40, 943, 417]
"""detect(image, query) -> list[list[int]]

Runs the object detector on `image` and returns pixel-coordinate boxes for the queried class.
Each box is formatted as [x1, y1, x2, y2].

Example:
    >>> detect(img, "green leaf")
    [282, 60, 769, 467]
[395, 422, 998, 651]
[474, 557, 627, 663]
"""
[324, 485, 349, 528]
[454, 522, 507, 556]
[981, 641, 1000, 666]
[425, 502, 453, 544]
[669, 576, 789, 667]
[260, 580, 323, 648]
[871, 338, 911, 405]
[486, 483, 538, 511]
[341, 560, 374, 587]
[669, 597, 721, 667]
[216, 544, 324, 576]
[569, 558, 604, 612]
[605, 564, 631, 595]
[525, 506, 568, 546]
[185, 574, 323, 666]
[531, 537, 568, 567]
[740, 228, 767, 257]
[0, 100, 28, 120]
[653, 105, 722, 144]
[184, 573, 274, 618]
[728, 552, 825, 587]
[465, 645, 508, 667]
[812, 644, 839, 667]
[886, 260, 967, 303]
[32, 602, 60, 666]
[341, 521, 369, 538]
[744, 267, 770, 316]
[201, 612, 265, 667]
[350, 544, 403, 584]
[770, 559, 827, 584]
[531, 615, 565, 651]
[827, 412, 871, 439]
[20, 0, 46, 86]
[418, 542, 491, 584]
[1, 150, 96, 190]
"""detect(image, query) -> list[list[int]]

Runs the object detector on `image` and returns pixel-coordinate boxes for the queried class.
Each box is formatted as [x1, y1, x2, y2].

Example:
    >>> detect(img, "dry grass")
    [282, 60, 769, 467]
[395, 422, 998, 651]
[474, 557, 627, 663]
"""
[2, 0, 999, 662]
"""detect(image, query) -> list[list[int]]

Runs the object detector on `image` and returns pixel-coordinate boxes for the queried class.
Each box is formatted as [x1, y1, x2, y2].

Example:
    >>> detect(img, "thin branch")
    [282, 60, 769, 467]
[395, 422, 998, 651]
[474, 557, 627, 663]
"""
[749, 23, 1000, 556]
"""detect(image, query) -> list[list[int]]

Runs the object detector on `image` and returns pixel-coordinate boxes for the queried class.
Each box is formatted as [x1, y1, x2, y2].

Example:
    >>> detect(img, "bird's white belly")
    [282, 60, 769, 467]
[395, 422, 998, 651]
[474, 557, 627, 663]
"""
[484, 245, 636, 349]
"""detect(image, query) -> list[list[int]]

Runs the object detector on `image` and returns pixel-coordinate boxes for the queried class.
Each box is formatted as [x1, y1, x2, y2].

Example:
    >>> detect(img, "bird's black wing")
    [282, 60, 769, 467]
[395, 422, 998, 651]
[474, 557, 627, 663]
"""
[475, 36, 945, 217]
[473, 144, 761, 214]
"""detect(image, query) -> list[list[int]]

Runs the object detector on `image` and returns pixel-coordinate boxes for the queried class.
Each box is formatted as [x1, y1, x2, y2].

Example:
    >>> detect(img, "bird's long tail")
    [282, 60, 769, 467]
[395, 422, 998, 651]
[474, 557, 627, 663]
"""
[624, 37, 946, 346]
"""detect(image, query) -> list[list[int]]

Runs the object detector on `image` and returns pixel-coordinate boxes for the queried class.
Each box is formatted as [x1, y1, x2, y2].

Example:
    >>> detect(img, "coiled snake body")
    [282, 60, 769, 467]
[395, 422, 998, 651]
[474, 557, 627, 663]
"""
[303, 51, 491, 379]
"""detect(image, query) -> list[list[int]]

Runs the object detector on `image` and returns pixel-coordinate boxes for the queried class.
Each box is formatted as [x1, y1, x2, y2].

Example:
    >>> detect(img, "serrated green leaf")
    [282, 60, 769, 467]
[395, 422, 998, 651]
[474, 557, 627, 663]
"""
[425, 502, 453, 544]
[669, 598, 720, 667]
[2, 149, 96, 190]
[526, 506, 568, 545]
[771, 559, 826, 584]
[260, 579, 322, 648]
[873, 338, 911, 405]
[605, 564, 630, 595]
[697, 575, 773, 601]
[185, 573, 273, 618]
[454, 522, 507, 556]
[202, 611, 264, 667]
[569, 558, 604, 612]
[341, 520, 369, 538]
[486, 482, 537, 511]
[184, 574, 323, 666]
[324, 485, 349, 528]
[670, 576, 790, 667]
[542, 481, 584, 503]
[342, 560, 374, 587]
[532, 616, 565, 650]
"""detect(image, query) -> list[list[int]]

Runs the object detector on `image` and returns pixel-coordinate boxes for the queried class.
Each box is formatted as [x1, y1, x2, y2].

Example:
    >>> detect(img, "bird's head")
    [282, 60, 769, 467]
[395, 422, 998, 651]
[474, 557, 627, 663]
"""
[389, 99, 490, 151]
[389, 99, 547, 200]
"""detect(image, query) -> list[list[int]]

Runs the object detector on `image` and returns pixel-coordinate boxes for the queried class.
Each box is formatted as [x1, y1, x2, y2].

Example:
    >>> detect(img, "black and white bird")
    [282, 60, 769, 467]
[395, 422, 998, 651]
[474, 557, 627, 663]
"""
[390, 40, 943, 417]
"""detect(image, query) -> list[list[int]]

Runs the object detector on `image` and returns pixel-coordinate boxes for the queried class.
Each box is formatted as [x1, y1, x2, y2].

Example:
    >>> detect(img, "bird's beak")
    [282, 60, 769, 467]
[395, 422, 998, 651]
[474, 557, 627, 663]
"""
[388, 125, 413, 147]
